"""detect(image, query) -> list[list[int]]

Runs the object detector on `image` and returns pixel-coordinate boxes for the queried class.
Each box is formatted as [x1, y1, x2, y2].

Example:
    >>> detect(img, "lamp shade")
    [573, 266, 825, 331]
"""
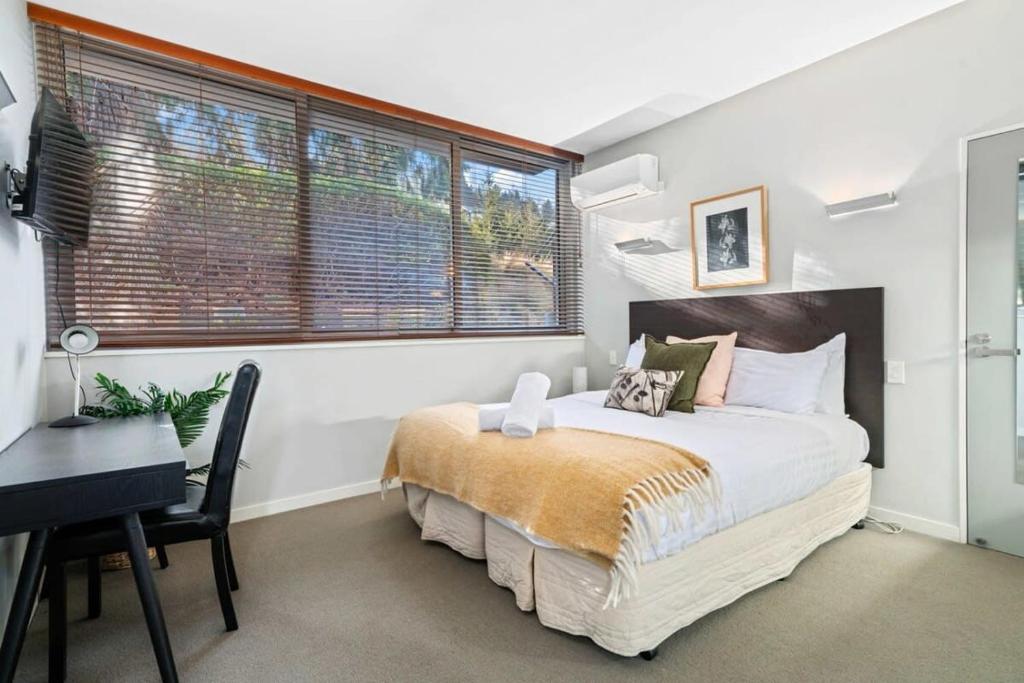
[59, 324, 99, 355]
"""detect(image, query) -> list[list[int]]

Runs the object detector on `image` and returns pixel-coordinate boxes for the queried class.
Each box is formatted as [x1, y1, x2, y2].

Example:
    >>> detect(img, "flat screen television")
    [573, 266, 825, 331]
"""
[10, 87, 94, 247]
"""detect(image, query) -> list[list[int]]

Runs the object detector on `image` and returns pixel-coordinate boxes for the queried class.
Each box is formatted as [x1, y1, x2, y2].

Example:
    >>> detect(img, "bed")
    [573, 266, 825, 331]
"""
[394, 288, 884, 658]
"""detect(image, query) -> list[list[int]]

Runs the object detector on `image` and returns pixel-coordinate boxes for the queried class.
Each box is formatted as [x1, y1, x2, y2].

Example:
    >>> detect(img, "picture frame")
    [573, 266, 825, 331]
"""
[689, 185, 768, 290]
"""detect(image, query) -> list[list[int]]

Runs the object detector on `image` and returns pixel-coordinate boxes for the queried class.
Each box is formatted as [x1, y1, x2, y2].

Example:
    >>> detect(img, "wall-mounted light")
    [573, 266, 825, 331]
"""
[614, 237, 679, 256]
[825, 191, 897, 218]
[0, 70, 15, 110]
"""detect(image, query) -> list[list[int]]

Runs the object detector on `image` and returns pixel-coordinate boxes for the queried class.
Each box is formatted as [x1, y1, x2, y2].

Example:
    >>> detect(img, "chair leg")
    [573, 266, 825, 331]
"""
[155, 545, 170, 570]
[223, 533, 239, 592]
[211, 535, 238, 632]
[39, 567, 50, 601]
[48, 560, 67, 683]
[87, 556, 101, 620]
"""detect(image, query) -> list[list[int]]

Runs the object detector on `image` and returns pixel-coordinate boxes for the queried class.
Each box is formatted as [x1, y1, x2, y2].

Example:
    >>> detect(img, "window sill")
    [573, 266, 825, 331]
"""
[43, 334, 585, 359]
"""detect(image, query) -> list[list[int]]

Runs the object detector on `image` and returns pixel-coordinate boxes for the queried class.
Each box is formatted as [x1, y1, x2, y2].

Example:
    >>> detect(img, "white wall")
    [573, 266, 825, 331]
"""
[43, 337, 584, 515]
[0, 0, 45, 638]
[582, 0, 1024, 535]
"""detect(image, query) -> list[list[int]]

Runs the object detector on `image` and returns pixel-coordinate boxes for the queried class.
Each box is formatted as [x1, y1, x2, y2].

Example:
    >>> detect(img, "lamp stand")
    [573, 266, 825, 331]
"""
[50, 355, 98, 428]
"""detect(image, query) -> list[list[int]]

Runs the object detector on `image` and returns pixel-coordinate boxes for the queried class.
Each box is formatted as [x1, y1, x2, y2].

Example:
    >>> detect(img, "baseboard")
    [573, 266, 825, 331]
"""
[232, 478, 399, 523]
[867, 505, 960, 542]
[232, 485, 962, 542]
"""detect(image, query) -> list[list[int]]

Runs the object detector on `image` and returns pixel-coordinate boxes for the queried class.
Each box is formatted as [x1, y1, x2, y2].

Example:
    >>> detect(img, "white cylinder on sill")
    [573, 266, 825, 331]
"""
[572, 366, 588, 394]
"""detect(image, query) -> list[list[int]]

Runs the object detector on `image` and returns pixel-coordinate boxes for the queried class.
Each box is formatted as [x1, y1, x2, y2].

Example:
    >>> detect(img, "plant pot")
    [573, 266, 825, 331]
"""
[101, 548, 157, 571]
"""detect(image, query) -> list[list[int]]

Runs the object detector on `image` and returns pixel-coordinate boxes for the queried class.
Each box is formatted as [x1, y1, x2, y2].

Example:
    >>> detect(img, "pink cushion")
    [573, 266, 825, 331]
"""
[665, 332, 737, 407]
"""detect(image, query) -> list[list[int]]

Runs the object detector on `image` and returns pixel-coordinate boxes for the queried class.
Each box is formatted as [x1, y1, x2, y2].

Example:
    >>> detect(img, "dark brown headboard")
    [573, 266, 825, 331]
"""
[629, 288, 884, 468]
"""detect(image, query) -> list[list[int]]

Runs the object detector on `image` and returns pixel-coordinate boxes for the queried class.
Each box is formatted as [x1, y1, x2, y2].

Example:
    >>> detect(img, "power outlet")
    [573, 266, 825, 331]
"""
[886, 360, 906, 384]
[608, 349, 618, 366]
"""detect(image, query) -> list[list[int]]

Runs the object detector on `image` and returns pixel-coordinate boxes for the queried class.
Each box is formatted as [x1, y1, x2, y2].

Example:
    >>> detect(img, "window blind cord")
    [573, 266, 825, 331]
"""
[862, 515, 904, 534]
[198, 70, 211, 335]
[54, 244, 88, 407]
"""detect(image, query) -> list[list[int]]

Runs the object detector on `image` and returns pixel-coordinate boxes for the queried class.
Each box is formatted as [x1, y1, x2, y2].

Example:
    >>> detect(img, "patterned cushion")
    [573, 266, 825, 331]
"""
[604, 367, 684, 417]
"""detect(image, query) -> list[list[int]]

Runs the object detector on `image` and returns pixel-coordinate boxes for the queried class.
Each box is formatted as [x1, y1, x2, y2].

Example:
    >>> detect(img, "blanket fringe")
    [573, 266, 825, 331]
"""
[602, 467, 721, 610]
[380, 477, 395, 500]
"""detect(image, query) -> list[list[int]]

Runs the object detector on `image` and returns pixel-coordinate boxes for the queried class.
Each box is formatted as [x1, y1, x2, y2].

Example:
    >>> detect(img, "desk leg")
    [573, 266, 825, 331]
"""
[47, 559, 66, 683]
[0, 528, 51, 683]
[120, 513, 178, 683]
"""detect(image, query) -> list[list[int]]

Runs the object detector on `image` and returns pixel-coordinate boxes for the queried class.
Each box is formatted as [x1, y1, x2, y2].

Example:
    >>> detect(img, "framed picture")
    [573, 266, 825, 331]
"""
[689, 185, 768, 290]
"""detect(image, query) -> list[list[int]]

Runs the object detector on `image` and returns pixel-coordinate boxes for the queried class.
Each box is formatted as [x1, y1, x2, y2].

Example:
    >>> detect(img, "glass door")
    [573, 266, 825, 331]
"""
[966, 128, 1024, 556]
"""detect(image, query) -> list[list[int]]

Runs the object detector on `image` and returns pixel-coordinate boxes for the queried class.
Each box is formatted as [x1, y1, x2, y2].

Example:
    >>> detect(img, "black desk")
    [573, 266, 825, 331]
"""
[0, 414, 186, 683]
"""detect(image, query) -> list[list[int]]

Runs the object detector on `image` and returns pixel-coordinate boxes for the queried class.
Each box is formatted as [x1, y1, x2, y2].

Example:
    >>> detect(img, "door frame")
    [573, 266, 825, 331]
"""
[957, 122, 1024, 544]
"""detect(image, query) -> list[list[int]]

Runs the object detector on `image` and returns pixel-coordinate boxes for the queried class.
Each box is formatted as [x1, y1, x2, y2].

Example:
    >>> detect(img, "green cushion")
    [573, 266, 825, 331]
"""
[641, 335, 718, 413]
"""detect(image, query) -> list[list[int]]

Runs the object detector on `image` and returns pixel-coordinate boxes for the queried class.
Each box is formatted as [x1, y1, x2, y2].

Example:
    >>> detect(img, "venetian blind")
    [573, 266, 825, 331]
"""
[35, 24, 583, 347]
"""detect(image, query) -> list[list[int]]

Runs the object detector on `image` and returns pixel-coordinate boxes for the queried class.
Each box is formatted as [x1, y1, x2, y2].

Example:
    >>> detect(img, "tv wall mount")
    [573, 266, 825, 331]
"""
[2, 162, 27, 211]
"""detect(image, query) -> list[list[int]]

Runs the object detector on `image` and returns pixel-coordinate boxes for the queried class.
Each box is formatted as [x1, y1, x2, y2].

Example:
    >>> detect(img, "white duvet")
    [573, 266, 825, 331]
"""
[486, 390, 870, 563]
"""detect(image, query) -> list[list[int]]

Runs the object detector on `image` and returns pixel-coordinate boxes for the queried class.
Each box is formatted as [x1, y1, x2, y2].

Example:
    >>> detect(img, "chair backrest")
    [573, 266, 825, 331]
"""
[201, 360, 261, 527]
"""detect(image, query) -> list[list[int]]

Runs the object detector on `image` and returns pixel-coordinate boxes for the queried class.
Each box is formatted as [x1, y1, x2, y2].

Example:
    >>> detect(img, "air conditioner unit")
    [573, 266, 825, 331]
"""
[570, 153, 664, 212]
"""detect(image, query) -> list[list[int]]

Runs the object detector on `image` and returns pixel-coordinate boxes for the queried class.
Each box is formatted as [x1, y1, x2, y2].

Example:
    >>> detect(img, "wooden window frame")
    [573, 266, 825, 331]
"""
[32, 9, 584, 349]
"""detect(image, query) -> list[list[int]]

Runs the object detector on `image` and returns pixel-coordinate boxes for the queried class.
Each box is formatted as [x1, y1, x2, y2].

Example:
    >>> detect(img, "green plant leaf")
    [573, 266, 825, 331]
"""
[187, 463, 211, 478]
[167, 371, 230, 448]
[83, 371, 246, 473]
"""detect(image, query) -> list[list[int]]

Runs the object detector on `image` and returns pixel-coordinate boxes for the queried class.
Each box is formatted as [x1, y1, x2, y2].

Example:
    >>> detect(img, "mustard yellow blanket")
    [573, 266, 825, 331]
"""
[381, 402, 719, 606]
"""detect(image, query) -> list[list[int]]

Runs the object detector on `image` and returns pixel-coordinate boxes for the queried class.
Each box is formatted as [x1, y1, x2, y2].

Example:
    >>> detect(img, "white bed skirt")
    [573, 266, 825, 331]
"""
[403, 463, 871, 656]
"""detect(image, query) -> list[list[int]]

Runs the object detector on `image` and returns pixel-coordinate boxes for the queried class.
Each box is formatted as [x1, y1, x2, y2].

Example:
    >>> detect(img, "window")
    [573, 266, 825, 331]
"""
[306, 105, 453, 333]
[459, 151, 564, 329]
[36, 25, 582, 347]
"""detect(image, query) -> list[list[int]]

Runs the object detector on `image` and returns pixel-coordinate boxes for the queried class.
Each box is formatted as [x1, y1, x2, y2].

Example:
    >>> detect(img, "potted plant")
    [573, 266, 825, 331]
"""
[81, 371, 246, 568]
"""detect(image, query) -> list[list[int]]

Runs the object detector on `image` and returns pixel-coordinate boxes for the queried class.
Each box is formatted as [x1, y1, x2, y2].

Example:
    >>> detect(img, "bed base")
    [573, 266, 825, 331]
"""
[403, 464, 871, 657]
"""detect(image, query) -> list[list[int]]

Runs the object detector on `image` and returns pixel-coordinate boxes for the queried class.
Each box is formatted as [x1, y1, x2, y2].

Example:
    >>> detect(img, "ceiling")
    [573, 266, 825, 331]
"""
[39, 0, 962, 154]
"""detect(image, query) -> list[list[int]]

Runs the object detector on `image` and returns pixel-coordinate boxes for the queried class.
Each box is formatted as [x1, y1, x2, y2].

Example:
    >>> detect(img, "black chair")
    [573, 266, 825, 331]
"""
[46, 360, 261, 679]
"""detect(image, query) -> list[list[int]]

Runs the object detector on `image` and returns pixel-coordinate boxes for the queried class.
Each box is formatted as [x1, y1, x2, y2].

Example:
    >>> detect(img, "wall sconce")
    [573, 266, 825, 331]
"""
[0, 70, 15, 110]
[825, 191, 897, 218]
[614, 237, 679, 255]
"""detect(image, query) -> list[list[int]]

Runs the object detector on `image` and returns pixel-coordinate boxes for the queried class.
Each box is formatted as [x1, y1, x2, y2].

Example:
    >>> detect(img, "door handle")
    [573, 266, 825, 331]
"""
[970, 346, 1020, 358]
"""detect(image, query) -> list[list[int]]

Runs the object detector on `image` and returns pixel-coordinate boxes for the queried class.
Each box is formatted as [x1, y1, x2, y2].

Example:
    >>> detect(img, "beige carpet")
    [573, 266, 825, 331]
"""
[12, 492, 1024, 682]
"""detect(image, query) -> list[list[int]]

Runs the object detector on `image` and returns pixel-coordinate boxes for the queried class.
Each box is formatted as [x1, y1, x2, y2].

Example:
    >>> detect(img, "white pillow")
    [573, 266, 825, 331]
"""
[725, 346, 829, 414]
[624, 335, 646, 368]
[814, 333, 846, 415]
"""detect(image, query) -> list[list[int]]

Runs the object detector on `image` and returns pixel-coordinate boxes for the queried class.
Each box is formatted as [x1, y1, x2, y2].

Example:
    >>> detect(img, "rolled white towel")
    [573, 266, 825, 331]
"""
[479, 405, 556, 432]
[501, 372, 552, 438]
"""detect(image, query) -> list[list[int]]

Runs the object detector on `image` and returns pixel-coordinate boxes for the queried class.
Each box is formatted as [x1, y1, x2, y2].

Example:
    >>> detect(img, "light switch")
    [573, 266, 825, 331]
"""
[609, 349, 618, 366]
[886, 360, 906, 384]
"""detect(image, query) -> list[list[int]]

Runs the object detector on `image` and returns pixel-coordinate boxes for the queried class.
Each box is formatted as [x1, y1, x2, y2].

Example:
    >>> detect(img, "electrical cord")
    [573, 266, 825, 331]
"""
[862, 515, 904, 534]
[54, 245, 88, 407]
